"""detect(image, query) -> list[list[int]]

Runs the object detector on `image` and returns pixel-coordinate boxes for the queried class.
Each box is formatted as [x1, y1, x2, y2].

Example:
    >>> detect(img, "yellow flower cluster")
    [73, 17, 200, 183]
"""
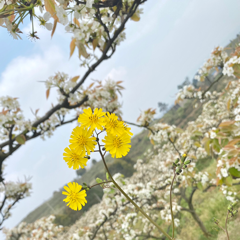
[62, 107, 132, 211]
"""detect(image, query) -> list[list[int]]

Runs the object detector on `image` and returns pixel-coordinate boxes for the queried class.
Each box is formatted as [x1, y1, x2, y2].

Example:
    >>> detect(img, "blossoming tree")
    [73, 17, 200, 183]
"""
[0, 0, 240, 239]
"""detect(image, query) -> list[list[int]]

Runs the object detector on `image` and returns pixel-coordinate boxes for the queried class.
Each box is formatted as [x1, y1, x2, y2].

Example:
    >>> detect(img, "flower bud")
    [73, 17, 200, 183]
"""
[175, 158, 180, 164]
[176, 168, 182, 175]
[181, 153, 187, 163]
[232, 210, 238, 215]
[213, 217, 219, 223]
[102, 147, 106, 151]
[184, 160, 192, 165]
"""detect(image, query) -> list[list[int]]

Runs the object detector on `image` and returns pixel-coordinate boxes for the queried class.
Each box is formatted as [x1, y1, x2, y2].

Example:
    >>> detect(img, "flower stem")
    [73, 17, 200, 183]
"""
[89, 181, 112, 189]
[97, 141, 172, 240]
[225, 211, 230, 240]
[170, 171, 177, 239]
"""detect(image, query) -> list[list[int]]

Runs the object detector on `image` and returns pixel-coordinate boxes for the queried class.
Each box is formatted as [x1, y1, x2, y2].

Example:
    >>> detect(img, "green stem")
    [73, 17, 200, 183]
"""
[14, 11, 28, 31]
[12, 11, 25, 25]
[170, 171, 177, 239]
[97, 141, 172, 240]
[89, 181, 112, 189]
[225, 211, 230, 240]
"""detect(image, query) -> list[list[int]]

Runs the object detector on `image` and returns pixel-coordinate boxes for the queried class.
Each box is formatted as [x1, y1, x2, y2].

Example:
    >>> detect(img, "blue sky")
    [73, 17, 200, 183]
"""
[1, 0, 240, 232]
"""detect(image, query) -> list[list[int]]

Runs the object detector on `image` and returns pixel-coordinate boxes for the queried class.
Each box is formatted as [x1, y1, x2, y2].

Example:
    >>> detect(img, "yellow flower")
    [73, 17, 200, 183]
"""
[102, 132, 131, 158]
[123, 122, 133, 136]
[63, 146, 88, 170]
[104, 112, 124, 135]
[78, 107, 105, 131]
[69, 126, 96, 155]
[62, 182, 87, 211]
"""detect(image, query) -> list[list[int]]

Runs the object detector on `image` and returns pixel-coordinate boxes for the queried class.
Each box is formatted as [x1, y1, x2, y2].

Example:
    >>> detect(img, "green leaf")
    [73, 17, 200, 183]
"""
[204, 139, 211, 155]
[96, 178, 103, 184]
[106, 172, 109, 180]
[193, 131, 203, 137]
[194, 141, 201, 148]
[5, 120, 16, 125]
[229, 167, 240, 178]
[197, 182, 203, 191]
[223, 176, 233, 186]
[131, 13, 140, 21]
[213, 139, 221, 153]
[15, 135, 26, 145]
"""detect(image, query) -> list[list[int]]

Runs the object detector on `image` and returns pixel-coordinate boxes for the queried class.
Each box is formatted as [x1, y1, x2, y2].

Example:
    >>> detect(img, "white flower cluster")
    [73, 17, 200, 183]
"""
[0, 180, 32, 199]
[221, 185, 237, 203]
[223, 55, 240, 78]
[83, 79, 123, 116]
[39, 12, 53, 31]
[150, 123, 177, 143]
[0, 179, 31, 222]
[193, 171, 209, 187]
[194, 46, 227, 82]
[3, 215, 64, 240]
[176, 84, 196, 100]
[39, 108, 69, 140]
[45, 72, 77, 93]
[137, 108, 156, 126]
[176, 85, 219, 103]
[0, 96, 32, 141]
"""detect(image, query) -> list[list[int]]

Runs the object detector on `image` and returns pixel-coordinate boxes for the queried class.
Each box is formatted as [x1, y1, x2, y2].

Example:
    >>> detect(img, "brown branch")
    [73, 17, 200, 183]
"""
[181, 187, 210, 237]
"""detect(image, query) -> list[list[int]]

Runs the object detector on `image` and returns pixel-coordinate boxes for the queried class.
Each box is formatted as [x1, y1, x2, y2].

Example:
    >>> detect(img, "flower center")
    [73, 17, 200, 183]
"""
[78, 136, 87, 146]
[70, 192, 77, 201]
[89, 114, 98, 123]
[113, 137, 122, 148]
[71, 153, 79, 162]
[109, 119, 118, 129]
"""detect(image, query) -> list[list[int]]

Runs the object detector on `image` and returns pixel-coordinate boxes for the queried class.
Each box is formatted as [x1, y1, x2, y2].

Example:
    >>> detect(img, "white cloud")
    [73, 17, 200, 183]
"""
[105, 66, 127, 80]
[0, 44, 80, 120]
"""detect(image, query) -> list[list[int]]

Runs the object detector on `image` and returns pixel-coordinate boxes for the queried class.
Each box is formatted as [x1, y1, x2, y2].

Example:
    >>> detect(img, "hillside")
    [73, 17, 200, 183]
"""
[20, 36, 239, 227]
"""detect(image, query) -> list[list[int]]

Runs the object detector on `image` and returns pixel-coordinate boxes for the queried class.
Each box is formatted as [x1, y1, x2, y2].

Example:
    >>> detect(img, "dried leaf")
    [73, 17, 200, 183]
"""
[73, 18, 80, 27]
[131, 13, 140, 22]
[78, 43, 89, 58]
[150, 138, 155, 145]
[51, 18, 58, 38]
[35, 109, 39, 115]
[227, 99, 231, 111]
[225, 81, 232, 90]
[219, 121, 235, 127]
[7, 5, 15, 22]
[71, 75, 80, 82]
[44, 0, 58, 20]
[46, 88, 50, 99]
[224, 138, 240, 148]
[116, 80, 123, 84]
[92, 38, 98, 51]
[88, 83, 94, 89]
[70, 38, 76, 58]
